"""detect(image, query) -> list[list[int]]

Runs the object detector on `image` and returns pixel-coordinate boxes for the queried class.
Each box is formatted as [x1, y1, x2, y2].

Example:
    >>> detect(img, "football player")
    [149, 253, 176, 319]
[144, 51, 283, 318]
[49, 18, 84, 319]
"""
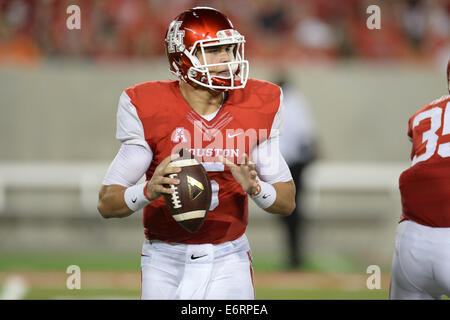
[97, 7, 296, 299]
[390, 59, 450, 299]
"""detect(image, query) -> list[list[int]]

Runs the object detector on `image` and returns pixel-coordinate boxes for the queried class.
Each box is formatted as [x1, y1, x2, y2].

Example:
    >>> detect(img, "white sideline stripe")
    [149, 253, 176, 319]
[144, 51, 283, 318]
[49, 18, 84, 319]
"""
[172, 210, 206, 222]
[0, 161, 410, 216]
[0, 276, 28, 300]
[168, 159, 199, 167]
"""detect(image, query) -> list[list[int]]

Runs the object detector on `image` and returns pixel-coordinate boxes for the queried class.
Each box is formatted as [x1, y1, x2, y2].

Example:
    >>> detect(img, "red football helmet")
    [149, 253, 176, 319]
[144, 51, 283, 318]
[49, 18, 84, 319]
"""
[164, 7, 249, 90]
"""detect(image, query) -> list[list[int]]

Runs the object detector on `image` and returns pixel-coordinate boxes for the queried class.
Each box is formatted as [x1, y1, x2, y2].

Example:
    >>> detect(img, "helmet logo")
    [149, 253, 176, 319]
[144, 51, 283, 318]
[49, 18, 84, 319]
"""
[166, 21, 185, 53]
[217, 29, 234, 38]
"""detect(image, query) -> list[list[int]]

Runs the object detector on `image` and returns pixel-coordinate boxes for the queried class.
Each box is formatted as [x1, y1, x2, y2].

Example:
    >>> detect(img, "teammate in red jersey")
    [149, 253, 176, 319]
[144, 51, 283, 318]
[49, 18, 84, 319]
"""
[390, 59, 450, 299]
[97, 7, 295, 299]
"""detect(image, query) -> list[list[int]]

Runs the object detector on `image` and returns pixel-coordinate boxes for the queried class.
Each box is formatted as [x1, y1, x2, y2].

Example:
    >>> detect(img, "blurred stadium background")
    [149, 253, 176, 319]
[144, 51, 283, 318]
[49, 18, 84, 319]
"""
[0, 0, 449, 299]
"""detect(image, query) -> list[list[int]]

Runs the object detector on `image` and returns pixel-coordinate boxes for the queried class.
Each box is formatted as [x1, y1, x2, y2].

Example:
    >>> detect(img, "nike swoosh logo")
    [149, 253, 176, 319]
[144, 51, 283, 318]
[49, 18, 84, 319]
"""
[227, 132, 242, 138]
[262, 194, 270, 199]
[191, 254, 208, 260]
[132, 197, 137, 203]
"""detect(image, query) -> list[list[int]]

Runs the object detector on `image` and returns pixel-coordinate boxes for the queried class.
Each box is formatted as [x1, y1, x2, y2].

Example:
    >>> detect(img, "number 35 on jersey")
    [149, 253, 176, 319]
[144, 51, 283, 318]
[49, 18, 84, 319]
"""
[410, 99, 450, 166]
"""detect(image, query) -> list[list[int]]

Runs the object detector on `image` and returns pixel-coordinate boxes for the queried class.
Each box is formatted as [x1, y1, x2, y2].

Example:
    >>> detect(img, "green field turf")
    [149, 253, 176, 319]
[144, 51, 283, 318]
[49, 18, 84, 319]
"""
[7, 287, 388, 300]
[0, 251, 389, 300]
[256, 288, 389, 300]
[0, 252, 141, 272]
[0, 251, 368, 273]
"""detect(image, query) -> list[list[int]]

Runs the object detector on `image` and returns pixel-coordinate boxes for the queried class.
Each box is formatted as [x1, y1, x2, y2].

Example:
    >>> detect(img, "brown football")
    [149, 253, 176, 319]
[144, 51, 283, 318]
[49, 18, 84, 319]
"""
[163, 149, 212, 233]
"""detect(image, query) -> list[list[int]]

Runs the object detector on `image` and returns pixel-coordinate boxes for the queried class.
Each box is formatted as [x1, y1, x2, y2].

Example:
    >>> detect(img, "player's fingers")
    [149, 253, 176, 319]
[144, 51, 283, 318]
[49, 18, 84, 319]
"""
[152, 184, 174, 195]
[160, 176, 180, 186]
[243, 154, 249, 166]
[236, 153, 248, 166]
[152, 175, 172, 186]
[244, 154, 256, 170]
[170, 152, 181, 162]
[155, 154, 181, 175]
[160, 154, 174, 166]
[160, 153, 180, 168]
[154, 155, 172, 175]
[219, 155, 237, 169]
[162, 165, 182, 176]
[249, 170, 258, 179]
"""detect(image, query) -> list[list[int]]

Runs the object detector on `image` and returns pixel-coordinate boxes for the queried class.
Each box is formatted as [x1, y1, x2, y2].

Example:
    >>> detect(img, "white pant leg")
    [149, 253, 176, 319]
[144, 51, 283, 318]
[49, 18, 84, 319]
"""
[390, 244, 433, 299]
[175, 244, 215, 299]
[140, 241, 185, 300]
[140, 234, 255, 300]
[205, 236, 255, 300]
[205, 252, 254, 299]
[429, 230, 450, 296]
[390, 220, 450, 300]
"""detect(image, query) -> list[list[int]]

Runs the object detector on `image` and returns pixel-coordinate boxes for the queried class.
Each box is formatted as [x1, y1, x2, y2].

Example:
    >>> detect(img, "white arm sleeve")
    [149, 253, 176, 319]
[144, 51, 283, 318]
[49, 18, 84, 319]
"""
[103, 144, 153, 187]
[116, 91, 151, 151]
[251, 88, 292, 184]
[269, 88, 284, 139]
[103, 91, 154, 187]
[252, 136, 292, 184]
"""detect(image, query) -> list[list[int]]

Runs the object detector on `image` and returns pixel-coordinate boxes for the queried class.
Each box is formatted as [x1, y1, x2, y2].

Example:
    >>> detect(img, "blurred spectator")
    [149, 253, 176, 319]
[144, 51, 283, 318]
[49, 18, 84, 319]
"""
[0, 0, 448, 64]
[401, 0, 427, 51]
[425, 0, 450, 61]
[293, 1, 339, 60]
[275, 72, 318, 270]
[0, 0, 41, 65]
[349, 1, 411, 61]
[253, 0, 290, 33]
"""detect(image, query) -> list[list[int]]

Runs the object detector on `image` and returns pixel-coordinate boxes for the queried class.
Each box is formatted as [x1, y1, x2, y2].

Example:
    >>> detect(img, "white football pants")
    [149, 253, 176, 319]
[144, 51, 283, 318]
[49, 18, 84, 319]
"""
[390, 220, 450, 299]
[140, 234, 255, 300]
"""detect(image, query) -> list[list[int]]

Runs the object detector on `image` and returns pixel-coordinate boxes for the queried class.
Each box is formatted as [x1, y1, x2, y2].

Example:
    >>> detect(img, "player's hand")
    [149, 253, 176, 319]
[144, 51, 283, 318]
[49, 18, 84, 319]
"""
[145, 154, 181, 201]
[220, 154, 259, 195]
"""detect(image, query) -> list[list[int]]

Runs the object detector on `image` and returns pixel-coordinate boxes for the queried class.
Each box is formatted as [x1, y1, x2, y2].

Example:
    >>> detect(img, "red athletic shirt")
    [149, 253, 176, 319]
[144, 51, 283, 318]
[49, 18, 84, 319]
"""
[124, 79, 282, 243]
[399, 95, 450, 227]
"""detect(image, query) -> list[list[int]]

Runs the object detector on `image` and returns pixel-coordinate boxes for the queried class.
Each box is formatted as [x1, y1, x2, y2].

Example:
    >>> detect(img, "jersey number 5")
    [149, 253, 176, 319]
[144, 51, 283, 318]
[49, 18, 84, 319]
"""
[202, 162, 223, 211]
[412, 102, 450, 166]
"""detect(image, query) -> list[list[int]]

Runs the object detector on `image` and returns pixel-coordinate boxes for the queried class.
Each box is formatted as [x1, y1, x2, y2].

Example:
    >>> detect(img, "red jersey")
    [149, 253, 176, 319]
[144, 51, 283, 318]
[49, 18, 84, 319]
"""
[124, 79, 282, 244]
[399, 95, 450, 227]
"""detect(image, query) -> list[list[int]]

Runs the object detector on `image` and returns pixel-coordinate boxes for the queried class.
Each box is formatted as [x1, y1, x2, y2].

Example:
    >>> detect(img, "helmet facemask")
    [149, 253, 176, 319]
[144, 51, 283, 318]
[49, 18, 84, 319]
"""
[183, 29, 249, 90]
